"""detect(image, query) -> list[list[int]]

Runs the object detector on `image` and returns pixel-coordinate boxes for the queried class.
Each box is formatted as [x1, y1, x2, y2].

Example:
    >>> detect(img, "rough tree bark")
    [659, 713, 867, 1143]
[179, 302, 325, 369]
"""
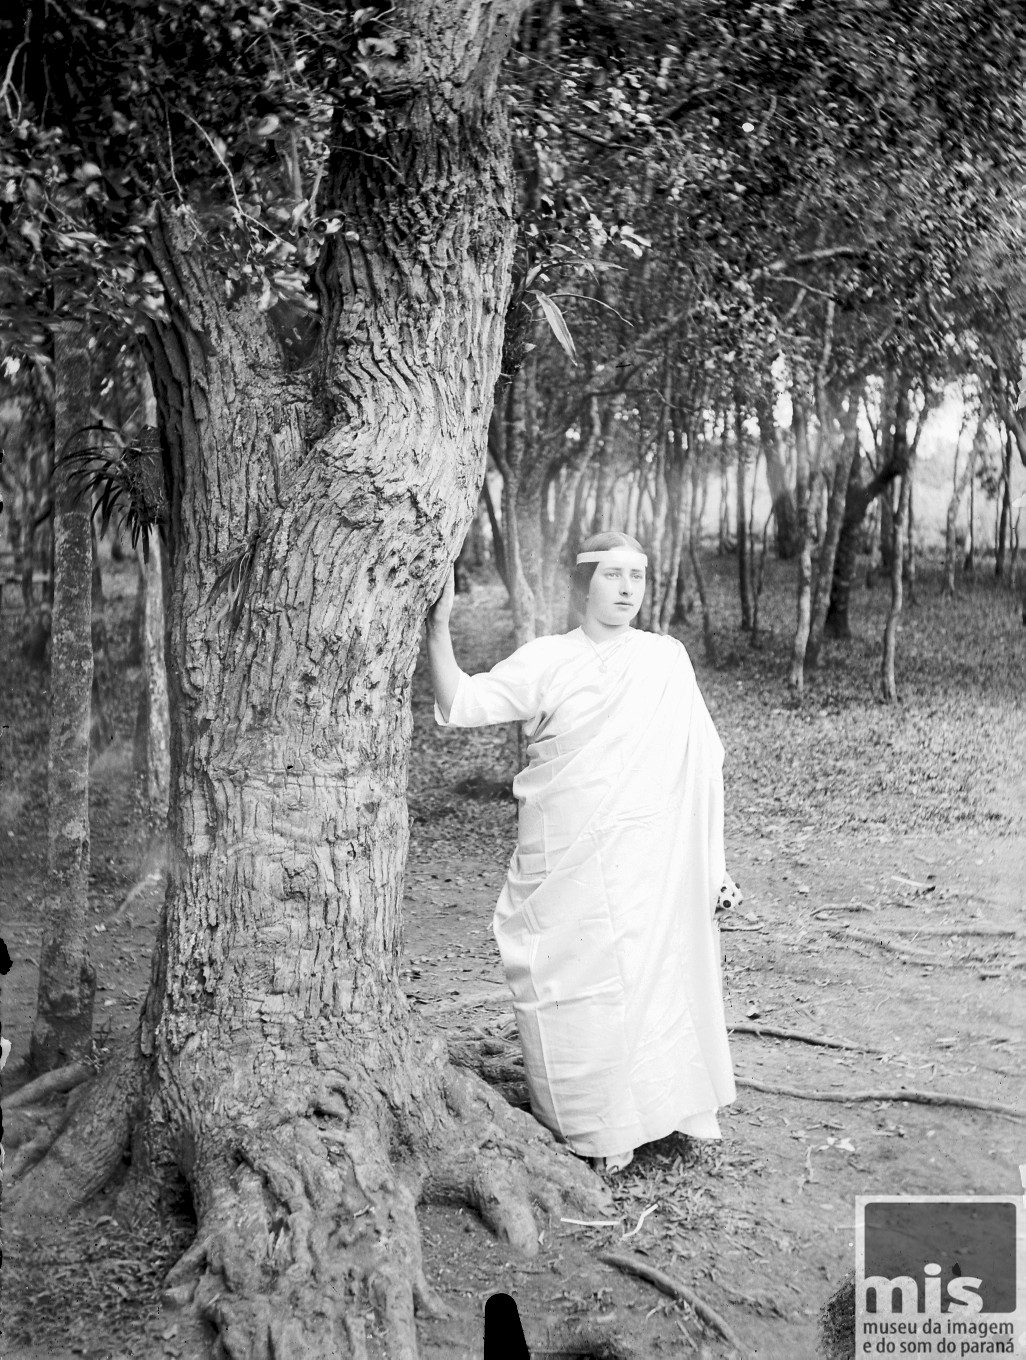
[29, 305, 97, 1071]
[14, 8, 605, 1355]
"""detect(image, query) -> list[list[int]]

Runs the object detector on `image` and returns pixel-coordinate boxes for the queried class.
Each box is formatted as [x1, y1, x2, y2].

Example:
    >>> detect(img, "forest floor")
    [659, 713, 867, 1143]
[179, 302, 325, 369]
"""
[1, 550, 1024, 1360]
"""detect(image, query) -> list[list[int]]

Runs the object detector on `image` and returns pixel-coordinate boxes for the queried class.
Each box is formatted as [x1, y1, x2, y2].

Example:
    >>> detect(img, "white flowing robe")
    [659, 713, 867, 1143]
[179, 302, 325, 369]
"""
[437, 626, 735, 1158]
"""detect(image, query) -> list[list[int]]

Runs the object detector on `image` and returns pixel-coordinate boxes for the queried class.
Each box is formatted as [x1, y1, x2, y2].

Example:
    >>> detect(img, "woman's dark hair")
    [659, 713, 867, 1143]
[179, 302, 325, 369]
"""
[569, 531, 646, 614]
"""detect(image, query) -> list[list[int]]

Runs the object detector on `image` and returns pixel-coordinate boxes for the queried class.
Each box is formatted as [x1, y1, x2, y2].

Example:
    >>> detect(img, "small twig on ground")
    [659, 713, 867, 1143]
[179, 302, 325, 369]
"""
[735, 1076, 1026, 1120]
[6, 1061, 93, 1110]
[730, 1023, 878, 1053]
[811, 903, 874, 914]
[598, 1251, 748, 1356]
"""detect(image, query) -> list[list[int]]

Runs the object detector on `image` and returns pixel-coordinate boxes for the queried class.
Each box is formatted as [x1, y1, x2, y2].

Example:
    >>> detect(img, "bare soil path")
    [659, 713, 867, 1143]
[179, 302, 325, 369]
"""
[1, 559, 1023, 1359]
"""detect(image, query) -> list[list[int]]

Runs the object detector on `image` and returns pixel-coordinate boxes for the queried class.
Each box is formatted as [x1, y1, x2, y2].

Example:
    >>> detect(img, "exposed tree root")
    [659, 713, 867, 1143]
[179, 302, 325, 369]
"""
[598, 1250, 748, 1356]
[6, 1058, 93, 1109]
[730, 1023, 878, 1053]
[829, 927, 1023, 970]
[10, 1027, 609, 1358]
[887, 924, 1021, 939]
[5, 1116, 63, 1182]
[735, 1075, 1026, 1120]
[6, 1046, 146, 1220]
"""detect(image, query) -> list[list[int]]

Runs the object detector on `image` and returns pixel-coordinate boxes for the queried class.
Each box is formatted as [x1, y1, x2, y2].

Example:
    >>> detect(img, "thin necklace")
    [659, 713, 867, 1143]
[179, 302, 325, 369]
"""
[580, 627, 629, 672]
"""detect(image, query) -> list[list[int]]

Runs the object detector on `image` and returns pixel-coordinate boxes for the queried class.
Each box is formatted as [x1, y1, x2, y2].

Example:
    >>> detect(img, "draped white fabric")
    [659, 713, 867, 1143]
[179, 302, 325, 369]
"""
[436, 627, 736, 1158]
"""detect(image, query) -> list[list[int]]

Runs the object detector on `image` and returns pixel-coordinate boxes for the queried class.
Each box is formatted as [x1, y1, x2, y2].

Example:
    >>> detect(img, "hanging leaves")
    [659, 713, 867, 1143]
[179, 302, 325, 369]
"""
[533, 290, 578, 365]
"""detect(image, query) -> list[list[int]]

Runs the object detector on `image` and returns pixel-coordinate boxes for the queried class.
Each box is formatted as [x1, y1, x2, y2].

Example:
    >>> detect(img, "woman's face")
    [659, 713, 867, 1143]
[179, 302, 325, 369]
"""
[585, 562, 646, 627]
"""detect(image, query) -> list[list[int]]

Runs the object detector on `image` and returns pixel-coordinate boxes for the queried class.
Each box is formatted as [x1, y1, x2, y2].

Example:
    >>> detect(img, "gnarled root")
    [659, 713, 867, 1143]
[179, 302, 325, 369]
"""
[159, 1046, 608, 1358]
[5, 1045, 146, 1225]
[9, 1022, 610, 1357]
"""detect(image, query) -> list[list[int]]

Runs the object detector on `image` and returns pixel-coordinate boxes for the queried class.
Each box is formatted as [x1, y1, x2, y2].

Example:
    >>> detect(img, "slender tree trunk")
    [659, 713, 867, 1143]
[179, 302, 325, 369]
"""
[645, 371, 671, 630]
[590, 395, 623, 534]
[788, 398, 814, 701]
[881, 472, 912, 702]
[755, 385, 798, 558]
[30, 306, 97, 1071]
[996, 429, 1013, 579]
[15, 12, 605, 1354]
[495, 377, 538, 644]
[90, 523, 116, 753]
[133, 534, 170, 816]
[880, 479, 897, 573]
[659, 396, 689, 633]
[688, 452, 715, 662]
[735, 404, 753, 631]
[944, 405, 980, 596]
[905, 476, 916, 603]
[542, 393, 601, 624]
[480, 468, 509, 590]
[718, 416, 731, 554]
[807, 393, 859, 667]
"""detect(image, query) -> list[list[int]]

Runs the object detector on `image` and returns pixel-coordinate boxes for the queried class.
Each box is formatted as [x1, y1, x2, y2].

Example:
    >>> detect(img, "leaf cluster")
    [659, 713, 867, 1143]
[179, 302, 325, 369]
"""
[0, 1, 402, 348]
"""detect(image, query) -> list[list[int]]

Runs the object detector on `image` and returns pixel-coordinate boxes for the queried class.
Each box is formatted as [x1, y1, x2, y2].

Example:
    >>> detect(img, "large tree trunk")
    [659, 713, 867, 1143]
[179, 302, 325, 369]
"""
[14, 9, 605, 1355]
[29, 307, 97, 1071]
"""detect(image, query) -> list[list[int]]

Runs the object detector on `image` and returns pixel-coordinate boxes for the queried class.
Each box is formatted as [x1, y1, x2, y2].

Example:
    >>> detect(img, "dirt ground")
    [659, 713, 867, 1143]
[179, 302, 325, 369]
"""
[1, 552, 1024, 1359]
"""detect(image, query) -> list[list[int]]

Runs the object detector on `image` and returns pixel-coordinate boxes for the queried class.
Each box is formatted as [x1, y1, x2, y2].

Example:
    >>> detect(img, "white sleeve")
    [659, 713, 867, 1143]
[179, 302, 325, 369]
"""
[435, 639, 551, 728]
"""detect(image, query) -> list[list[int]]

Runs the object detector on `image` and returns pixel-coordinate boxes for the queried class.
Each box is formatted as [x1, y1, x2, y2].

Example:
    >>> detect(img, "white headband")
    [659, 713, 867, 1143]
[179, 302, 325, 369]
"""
[576, 548, 648, 567]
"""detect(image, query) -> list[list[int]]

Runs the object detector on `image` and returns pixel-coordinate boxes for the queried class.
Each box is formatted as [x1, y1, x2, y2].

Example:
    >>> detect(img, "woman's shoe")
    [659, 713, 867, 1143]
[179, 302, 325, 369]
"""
[589, 1149, 634, 1175]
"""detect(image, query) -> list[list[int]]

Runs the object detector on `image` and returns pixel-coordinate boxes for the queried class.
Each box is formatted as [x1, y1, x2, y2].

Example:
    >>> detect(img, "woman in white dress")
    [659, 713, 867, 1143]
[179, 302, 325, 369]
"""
[426, 531, 736, 1173]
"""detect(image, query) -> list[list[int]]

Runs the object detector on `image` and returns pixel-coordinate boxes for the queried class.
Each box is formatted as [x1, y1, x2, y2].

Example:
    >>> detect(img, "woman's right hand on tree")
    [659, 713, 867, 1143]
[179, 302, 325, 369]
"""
[427, 566, 455, 629]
